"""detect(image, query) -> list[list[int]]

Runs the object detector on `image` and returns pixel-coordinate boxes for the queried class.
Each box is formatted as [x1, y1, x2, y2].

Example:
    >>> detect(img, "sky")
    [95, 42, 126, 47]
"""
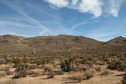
[0, 0, 126, 41]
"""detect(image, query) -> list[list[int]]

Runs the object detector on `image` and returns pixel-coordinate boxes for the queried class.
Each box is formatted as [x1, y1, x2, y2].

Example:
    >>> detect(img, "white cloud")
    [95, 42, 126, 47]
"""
[44, 0, 68, 7]
[43, 0, 123, 17]
[79, 0, 103, 17]
[107, 0, 123, 17]
[71, 0, 78, 5]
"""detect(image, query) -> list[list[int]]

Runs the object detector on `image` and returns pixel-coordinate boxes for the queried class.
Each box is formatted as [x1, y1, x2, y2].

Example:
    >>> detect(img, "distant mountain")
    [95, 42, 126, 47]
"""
[0, 34, 126, 56]
[105, 36, 126, 45]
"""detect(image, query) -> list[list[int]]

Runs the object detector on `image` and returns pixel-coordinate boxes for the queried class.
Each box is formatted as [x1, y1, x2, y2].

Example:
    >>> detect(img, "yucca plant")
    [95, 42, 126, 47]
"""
[61, 56, 76, 72]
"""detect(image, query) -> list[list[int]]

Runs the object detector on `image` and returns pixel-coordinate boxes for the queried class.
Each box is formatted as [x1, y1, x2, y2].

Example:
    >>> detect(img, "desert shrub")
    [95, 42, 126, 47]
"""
[47, 71, 55, 78]
[84, 68, 95, 79]
[118, 63, 126, 71]
[33, 70, 42, 77]
[44, 64, 54, 72]
[107, 60, 121, 70]
[19, 64, 33, 69]
[15, 64, 32, 72]
[122, 73, 126, 84]
[12, 58, 22, 66]
[80, 57, 91, 64]
[71, 71, 84, 82]
[13, 70, 27, 78]
[107, 60, 126, 71]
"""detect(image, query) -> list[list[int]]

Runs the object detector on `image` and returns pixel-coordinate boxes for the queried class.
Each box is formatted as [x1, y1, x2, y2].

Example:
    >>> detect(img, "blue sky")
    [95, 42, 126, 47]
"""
[0, 0, 126, 41]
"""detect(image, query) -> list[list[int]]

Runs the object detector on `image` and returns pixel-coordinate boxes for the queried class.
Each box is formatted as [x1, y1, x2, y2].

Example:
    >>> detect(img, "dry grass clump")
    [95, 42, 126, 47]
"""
[0, 65, 10, 71]
[100, 69, 112, 76]
[44, 64, 54, 72]
[71, 71, 84, 82]
[0, 65, 12, 76]
[33, 70, 42, 77]
[84, 68, 96, 79]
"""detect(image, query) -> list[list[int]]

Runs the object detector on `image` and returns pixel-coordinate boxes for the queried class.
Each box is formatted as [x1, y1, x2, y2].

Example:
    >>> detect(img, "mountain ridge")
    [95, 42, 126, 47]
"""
[0, 34, 126, 56]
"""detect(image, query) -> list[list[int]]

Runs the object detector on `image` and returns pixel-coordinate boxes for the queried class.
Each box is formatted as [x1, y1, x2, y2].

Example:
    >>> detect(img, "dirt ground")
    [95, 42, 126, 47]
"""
[0, 66, 125, 84]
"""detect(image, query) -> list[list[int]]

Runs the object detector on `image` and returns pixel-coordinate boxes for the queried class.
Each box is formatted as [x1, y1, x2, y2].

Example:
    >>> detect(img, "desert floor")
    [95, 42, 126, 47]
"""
[0, 65, 125, 84]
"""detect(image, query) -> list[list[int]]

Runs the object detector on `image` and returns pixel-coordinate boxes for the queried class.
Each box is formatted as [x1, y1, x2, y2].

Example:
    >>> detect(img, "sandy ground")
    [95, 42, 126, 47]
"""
[0, 66, 125, 84]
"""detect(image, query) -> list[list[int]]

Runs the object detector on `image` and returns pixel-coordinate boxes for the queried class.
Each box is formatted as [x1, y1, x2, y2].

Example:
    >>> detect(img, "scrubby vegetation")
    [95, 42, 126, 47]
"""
[0, 50, 126, 83]
[0, 35, 126, 84]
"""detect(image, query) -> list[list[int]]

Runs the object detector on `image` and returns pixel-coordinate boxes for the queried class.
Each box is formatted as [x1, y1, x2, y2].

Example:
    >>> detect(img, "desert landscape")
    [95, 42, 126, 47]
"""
[1, 0, 126, 84]
[0, 35, 126, 84]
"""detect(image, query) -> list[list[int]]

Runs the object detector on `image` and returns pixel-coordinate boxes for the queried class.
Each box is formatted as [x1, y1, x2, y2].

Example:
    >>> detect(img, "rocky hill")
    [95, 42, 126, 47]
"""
[0, 34, 126, 57]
